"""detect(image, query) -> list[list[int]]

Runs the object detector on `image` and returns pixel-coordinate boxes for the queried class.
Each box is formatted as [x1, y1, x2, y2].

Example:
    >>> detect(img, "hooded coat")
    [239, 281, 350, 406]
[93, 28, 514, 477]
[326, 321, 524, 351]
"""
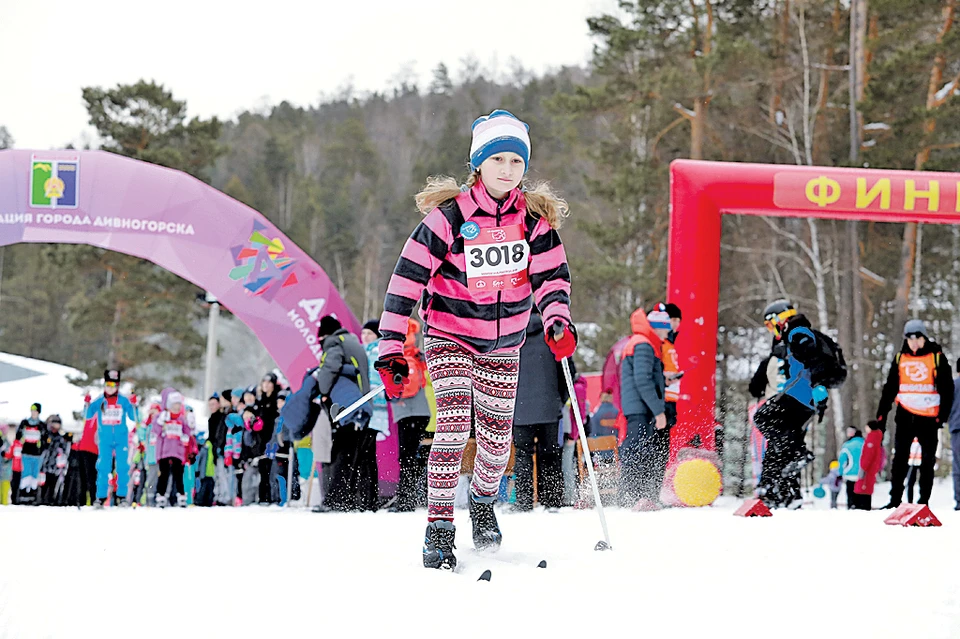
[619, 308, 665, 420]
[151, 393, 192, 463]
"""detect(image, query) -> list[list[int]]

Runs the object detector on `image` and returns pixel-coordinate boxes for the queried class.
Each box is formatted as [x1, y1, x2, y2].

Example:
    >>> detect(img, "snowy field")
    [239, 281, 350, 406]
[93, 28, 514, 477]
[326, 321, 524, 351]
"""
[2, 481, 959, 639]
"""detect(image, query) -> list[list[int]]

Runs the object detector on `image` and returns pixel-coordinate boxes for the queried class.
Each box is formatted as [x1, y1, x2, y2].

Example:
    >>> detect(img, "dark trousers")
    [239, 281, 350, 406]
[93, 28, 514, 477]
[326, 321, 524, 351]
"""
[76, 451, 98, 507]
[396, 416, 429, 511]
[889, 410, 939, 505]
[156, 458, 185, 505]
[258, 458, 274, 503]
[952, 431, 960, 508]
[513, 422, 563, 509]
[324, 424, 378, 512]
[619, 413, 671, 506]
[847, 480, 872, 510]
[41, 470, 66, 506]
[196, 477, 215, 507]
[754, 394, 814, 506]
[275, 447, 301, 501]
[10, 470, 21, 505]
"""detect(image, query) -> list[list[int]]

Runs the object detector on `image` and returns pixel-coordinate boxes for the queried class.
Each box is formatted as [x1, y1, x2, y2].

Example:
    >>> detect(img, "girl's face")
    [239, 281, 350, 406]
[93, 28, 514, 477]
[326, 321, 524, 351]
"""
[479, 152, 524, 199]
[170, 402, 182, 414]
[262, 380, 275, 396]
[361, 329, 378, 345]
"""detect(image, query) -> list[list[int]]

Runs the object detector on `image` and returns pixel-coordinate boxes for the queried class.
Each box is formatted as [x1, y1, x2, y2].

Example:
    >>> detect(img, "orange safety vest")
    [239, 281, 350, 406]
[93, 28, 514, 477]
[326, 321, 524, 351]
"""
[663, 339, 681, 403]
[896, 352, 940, 417]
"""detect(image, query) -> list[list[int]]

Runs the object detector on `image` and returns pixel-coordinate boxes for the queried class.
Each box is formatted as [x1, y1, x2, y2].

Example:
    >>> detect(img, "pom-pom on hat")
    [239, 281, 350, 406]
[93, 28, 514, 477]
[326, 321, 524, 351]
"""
[469, 109, 531, 173]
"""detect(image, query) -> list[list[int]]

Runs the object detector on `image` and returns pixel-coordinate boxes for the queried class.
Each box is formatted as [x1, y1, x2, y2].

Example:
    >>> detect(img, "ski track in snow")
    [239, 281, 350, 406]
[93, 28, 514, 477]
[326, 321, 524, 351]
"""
[2, 481, 959, 638]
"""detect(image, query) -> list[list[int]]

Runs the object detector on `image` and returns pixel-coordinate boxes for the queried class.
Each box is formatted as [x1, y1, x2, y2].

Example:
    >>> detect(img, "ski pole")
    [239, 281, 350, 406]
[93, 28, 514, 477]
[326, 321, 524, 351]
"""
[554, 324, 613, 551]
[329, 374, 400, 424]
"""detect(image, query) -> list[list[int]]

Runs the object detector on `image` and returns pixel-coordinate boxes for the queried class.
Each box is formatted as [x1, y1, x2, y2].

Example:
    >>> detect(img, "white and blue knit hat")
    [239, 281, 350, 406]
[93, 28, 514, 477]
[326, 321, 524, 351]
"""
[469, 109, 531, 173]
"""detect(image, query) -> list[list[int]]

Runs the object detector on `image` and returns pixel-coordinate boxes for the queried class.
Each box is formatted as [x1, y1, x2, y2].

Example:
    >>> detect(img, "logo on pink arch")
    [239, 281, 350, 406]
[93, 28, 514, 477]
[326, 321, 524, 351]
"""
[228, 221, 299, 300]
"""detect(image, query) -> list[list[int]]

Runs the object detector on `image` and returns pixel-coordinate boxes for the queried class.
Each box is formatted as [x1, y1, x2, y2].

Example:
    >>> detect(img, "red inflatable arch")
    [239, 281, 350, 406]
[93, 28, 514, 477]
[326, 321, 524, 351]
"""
[668, 159, 960, 461]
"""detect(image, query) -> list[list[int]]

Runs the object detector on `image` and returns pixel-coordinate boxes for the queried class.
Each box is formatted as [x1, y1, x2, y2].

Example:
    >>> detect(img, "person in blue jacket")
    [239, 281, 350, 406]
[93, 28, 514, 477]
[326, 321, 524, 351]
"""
[86, 369, 138, 508]
[753, 301, 845, 509]
[838, 427, 866, 509]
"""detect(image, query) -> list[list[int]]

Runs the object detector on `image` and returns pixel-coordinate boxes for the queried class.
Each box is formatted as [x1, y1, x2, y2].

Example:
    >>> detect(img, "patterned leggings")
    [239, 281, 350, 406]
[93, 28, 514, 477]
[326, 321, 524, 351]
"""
[425, 337, 520, 520]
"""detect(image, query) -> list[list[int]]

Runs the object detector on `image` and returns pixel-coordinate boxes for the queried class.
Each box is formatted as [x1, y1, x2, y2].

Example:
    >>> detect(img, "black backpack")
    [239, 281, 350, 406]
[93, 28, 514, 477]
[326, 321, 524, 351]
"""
[809, 330, 847, 389]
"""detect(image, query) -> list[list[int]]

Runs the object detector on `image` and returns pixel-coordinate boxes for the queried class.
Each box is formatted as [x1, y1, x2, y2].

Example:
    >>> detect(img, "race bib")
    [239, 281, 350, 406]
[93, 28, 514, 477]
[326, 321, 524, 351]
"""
[102, 406, 123, 426]
[23, 428, 41, 443]
[462, 223, 529, 292]
[163, 419, 182, 439]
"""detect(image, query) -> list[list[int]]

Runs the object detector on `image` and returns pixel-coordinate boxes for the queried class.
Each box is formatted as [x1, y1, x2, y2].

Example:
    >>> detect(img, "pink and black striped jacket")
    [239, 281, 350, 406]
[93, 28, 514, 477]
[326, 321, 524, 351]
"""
[378, 182, 572, 357]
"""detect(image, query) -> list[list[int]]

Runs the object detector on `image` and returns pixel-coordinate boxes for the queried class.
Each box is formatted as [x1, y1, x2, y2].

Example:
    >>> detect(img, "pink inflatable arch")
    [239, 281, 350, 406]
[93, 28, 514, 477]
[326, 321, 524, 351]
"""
[0, 149, 359, 388]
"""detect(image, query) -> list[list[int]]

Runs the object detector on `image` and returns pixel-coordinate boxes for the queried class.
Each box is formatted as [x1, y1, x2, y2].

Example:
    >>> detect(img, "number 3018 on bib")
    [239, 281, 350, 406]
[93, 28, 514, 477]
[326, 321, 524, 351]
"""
[464, 224, 530, 291]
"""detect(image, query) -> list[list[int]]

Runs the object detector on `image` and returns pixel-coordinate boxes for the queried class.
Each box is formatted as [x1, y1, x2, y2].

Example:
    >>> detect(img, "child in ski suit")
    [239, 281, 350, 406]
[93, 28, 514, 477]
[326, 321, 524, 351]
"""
[86, 370, 137, 506]
[376, 109, 575, 570]
[816, 461, 843, 509]
[223, 412, 244, 505]
[151, 391, 192, 507]
[15, 403, 48, 504]
[4, 437, 23, 505]
[40, 415, 71, 506]
[854, 421, 887, 510]
[838, 428, 864, 509]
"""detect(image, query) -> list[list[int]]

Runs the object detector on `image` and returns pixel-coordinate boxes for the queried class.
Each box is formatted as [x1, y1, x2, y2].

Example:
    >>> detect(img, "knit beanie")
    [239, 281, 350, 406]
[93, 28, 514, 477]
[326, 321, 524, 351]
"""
[904, 318, 927, 338]
[317, 315, 342, 339]
[166, 392, 184, 411]
[363, 319, 381, 338]
[469, 110, 531, 173]
[648, 310, 671, 331]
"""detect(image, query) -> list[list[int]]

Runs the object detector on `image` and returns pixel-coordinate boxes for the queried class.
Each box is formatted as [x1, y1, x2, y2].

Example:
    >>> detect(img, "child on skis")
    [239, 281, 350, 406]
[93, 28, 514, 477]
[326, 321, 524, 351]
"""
[854, 421, 887, 511]
[39, 415, 71, 506]
[376, 109, 575, 570]
[151, 391, 192, 507]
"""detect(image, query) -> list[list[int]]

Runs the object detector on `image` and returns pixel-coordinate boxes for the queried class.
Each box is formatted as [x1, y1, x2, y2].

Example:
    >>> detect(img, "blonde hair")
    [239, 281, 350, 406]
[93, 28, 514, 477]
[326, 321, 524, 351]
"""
[414, 170, 569, 230]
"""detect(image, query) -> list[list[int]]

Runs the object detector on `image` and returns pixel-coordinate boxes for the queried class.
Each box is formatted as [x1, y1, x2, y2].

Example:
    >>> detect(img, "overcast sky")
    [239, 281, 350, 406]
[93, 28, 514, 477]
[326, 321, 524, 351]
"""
[0, 0, 615, 150]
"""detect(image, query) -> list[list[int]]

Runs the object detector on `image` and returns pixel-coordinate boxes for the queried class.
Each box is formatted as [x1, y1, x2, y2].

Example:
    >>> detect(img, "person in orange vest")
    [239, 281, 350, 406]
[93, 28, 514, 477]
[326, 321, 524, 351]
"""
[875, 319, 953, 508]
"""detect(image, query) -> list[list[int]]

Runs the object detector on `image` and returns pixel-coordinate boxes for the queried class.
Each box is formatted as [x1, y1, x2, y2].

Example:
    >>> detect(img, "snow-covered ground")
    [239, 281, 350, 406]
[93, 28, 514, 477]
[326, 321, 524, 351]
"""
[2, 481, 958, 639]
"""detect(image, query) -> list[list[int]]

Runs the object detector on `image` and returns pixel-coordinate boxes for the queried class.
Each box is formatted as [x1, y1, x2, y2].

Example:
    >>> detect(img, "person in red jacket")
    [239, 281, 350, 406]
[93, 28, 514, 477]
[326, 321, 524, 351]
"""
[854, 420, 886, 510]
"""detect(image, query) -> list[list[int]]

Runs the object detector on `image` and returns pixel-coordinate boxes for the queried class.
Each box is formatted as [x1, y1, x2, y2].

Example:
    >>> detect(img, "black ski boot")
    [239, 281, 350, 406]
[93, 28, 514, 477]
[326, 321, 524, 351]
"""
[469, 494, 502, 551]
[423, 520, 457, 570]
[780, 448, 815, 479]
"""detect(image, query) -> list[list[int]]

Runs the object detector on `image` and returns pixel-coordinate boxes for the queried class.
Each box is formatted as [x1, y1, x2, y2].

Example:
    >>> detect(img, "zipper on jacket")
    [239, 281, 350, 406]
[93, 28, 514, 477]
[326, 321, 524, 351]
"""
[493, 198, 504, 350]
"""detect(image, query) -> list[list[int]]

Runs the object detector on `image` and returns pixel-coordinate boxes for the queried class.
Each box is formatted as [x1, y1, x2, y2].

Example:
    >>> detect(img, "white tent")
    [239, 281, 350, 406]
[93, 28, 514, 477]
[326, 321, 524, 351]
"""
[0, 352, 210, 434]
[0, 352, 92, 432]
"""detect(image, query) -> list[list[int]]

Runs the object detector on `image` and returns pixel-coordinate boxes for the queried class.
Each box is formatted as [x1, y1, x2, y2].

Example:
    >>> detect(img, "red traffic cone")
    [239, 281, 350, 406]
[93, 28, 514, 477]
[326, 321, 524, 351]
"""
[734, 498, 772, 517]
[883, 504, 941, 527]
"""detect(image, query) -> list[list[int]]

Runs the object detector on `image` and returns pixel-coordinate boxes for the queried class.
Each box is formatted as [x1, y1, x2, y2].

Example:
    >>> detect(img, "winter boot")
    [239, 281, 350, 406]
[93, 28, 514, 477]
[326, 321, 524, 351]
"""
[422, 520, 457, 570]
[156, 495, 168, 509]
[177, 494, 187, 508]
[468, 493, 502, 551]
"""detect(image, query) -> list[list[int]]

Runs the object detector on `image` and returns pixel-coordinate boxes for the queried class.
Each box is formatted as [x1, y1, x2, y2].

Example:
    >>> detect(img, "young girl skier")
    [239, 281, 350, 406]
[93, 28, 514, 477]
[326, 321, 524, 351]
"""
[376, 109, 576, 570]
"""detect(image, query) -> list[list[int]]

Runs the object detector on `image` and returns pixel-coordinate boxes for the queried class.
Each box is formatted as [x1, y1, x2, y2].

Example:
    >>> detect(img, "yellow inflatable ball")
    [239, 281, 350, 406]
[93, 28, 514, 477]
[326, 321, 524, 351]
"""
[672, 458, 722, 507]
